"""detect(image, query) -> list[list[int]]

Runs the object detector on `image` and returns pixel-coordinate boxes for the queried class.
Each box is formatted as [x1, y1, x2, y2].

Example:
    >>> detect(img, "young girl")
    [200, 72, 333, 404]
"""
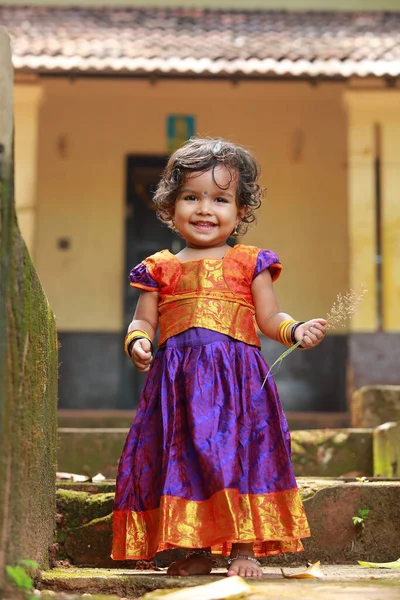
[112, 137, 326, 578]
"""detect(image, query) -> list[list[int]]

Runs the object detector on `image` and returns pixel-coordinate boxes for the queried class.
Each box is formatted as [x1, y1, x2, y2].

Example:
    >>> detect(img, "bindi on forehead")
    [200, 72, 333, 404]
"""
[202, 191, 208, 196]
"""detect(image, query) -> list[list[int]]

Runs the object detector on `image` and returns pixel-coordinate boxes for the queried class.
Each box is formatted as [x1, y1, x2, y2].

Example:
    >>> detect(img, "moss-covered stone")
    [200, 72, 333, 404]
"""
[57, 481, 116, 494]
[56, 490, 115, 564]
[5, 591, 120, 600]
[54, 478, 400, 567]
[38, 565, 400, 600]
[291, 429, 373, 476]
[40, 569, 224, 598]
[0, 31, 57, 586]
[57, 490, 115, 529]
[373, 422, 400, 477]
[53, 478, 345, 568]
[351, 386, 400, 427]
[64, 514, 114, 568]
[40, 595, 120, 600]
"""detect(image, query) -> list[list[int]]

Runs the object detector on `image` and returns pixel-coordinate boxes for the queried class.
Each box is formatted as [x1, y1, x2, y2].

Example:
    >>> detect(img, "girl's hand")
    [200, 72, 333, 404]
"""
[294, 318, 327, 349]
[130, 338, 153, 372]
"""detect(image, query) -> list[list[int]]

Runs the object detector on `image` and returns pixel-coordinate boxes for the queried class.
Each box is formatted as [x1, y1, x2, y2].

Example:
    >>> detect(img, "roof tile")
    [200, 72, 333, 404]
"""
[1, 6, 400, 78]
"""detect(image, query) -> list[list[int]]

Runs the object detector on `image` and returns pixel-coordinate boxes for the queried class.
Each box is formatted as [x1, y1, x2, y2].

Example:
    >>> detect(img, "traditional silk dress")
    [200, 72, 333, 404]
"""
[112, 244, 310, 560]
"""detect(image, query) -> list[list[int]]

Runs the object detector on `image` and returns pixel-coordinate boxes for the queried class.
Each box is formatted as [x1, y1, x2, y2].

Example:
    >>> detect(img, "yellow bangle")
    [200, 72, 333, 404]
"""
[277, 319, 297, 347]
[124, 329, 154, 358]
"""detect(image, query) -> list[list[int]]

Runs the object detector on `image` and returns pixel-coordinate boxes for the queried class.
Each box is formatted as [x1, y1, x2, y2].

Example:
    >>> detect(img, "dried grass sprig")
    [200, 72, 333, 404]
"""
[261, 285, 367, 389]
[326, 286, 368, 331]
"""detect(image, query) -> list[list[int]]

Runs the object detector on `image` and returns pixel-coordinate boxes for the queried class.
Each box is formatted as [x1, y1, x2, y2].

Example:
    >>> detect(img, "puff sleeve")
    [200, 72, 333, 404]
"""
[129, 262, 159, 291]
[253, 249, 282, 282]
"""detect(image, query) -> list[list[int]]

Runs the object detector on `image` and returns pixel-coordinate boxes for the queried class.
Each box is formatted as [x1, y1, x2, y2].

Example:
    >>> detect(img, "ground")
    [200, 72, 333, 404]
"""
[37, 564, 400, 599]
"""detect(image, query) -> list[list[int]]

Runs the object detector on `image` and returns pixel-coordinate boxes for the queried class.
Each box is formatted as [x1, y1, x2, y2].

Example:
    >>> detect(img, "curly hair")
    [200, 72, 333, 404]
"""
[153, 137, 263, 236]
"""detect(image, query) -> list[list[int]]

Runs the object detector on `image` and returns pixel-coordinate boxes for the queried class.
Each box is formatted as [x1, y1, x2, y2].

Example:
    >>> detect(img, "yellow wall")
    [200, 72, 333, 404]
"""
[29, 78, 348, 332]
[345, 90, 400, 332]
[14, 83, 43, 259]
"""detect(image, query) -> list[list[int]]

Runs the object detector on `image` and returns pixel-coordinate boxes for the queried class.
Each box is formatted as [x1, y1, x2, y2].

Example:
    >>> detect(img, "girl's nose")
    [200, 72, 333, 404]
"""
[196, 198, 213, 214]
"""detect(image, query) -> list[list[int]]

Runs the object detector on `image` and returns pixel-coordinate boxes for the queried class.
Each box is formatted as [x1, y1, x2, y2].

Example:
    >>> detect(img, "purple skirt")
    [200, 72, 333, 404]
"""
[112, 328, 309, 559]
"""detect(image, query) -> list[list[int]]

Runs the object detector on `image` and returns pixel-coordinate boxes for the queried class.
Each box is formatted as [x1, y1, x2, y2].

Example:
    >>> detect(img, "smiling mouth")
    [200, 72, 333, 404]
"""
[192, 221, 216, 228]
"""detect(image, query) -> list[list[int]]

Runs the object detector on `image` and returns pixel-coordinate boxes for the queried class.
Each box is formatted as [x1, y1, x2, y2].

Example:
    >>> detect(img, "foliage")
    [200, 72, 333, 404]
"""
[358, 558, 400, 569]
[5, 560, 39, 600]
[352, 508, 370, 526]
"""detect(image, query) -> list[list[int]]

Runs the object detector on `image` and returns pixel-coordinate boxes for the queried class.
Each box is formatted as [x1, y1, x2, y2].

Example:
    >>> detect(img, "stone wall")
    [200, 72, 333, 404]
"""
[351, 385, 400, 427]
[350, 334, 400, 390]
[0, 29, 58, 585]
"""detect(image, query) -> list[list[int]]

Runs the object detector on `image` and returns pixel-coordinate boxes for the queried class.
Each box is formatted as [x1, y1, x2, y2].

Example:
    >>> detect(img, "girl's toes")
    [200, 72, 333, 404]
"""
[227, 557, 262, 578]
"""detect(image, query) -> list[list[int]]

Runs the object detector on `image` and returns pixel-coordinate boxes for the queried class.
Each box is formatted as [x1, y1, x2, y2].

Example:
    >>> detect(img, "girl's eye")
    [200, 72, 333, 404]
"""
[215, 197, 228, 203]
[184, 195, 198, 201]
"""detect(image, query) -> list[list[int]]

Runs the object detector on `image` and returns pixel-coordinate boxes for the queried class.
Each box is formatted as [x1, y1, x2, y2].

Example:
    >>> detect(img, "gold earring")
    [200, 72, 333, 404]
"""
[232, 224, 239, 237]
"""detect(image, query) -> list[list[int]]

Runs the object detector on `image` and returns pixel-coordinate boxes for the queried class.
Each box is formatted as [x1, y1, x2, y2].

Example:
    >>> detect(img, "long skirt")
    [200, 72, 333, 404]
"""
[112, 328, 310, 560]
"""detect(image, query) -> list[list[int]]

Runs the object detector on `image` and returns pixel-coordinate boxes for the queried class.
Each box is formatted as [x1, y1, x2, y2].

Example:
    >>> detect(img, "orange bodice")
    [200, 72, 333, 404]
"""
[131, 244, 281, 348]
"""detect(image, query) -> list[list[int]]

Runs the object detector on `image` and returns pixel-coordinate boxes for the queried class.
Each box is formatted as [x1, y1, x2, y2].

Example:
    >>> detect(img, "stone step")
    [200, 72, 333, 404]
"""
[57, 427, 373, 480]
[58, 409, 350, 431]
[39, 566, 400, 600]
[37, 593, 120, 600]
[55, 478, 400, 569]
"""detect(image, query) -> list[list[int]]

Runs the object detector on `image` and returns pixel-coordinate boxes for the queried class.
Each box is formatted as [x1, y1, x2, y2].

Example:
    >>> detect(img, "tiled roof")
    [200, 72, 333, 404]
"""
[2, 6, 400, 78]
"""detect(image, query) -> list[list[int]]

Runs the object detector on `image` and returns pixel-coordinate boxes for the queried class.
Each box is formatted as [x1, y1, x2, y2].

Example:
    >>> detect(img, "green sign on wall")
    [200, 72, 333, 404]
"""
[167, 115, 196, 152]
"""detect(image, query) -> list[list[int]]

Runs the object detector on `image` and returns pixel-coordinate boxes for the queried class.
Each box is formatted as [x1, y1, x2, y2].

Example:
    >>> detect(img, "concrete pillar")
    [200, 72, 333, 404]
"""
[14, 81, 43, 260]
[0, 29, 57, 582]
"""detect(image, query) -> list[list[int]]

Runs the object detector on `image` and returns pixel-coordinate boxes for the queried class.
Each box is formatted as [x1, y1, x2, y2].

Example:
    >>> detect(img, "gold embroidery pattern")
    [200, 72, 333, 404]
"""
[112, 488, 310, 560]
[154, 247, 263, 346]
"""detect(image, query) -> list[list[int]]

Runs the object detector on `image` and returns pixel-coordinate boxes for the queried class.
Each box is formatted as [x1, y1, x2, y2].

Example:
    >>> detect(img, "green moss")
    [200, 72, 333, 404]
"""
[41, 595, 120, 600]
[56, 531, 67, 543]
[298, 478, 341, 501]
[290, 440, 306, 455]
[57, 490, 114, 529]
[41, 568, 132, 581]
[57, 481, 116, 494]
[82, 513, 113, 528]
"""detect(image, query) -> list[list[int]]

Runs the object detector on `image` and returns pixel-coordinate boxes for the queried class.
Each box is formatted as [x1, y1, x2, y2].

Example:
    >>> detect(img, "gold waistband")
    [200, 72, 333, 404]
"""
[158, 296, 260, 347]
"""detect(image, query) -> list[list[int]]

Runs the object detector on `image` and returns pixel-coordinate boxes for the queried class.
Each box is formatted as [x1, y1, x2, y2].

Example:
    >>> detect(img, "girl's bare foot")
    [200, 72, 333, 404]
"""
[226, 556, 263, 578]
[227, 544, 262, 578]
[167, 552, 214, 576]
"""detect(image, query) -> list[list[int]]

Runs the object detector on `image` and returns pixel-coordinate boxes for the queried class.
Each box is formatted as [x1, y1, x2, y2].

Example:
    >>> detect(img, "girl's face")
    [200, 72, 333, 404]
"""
[172, 165, 246, 249]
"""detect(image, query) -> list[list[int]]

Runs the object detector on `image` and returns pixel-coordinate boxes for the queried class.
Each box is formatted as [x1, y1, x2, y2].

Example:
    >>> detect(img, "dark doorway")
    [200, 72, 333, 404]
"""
[119, 155, 185, 408]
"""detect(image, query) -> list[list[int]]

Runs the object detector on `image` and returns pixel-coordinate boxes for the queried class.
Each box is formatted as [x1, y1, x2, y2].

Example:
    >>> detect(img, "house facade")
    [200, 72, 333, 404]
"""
[2, 0, 400, 415]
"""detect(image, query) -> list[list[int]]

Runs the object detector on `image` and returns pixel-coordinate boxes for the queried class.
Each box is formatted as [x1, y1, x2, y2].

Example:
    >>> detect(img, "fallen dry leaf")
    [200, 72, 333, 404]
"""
[142, 575, 252, 600]
[281, 560, 324, 579]
[358, 558, 400, 569]
[56, 472, 73, 480]
[56, 472, 91, 482]
[71, 473, 91, 482]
